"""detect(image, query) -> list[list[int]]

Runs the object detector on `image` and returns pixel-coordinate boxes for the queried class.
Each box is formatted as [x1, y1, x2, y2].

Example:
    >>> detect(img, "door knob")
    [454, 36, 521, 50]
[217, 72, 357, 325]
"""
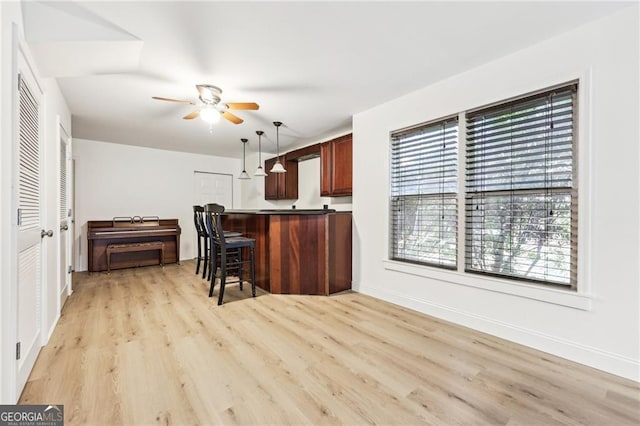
[60, 224, 69, 231]
[41, 229, 53, 238]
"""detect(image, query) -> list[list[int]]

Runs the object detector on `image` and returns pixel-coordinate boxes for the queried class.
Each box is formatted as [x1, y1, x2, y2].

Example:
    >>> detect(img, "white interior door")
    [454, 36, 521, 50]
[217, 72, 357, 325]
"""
[15, 56, 45, 393]
[193, 171, 233, 208]
[58, 125, 72, 306]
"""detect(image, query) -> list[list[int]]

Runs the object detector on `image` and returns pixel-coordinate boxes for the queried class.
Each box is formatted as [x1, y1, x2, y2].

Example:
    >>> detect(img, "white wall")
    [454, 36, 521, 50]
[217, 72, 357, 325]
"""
[353, 6, 639, 380]
[240, 136, 353, 212]
[73, 139, 242, 271]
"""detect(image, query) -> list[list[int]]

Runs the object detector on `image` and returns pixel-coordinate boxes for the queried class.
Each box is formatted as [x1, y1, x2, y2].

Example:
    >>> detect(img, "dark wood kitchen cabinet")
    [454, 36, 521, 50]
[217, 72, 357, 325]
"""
[264, 154, 298, 200]
[321, 133, 352, 196]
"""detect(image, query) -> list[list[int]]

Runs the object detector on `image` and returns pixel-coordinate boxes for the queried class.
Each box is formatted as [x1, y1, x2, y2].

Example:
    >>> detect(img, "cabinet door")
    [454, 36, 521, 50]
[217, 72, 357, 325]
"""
[282, 155, 298, 199]
[331, 135, 352, 196]
[264, 157, 279, 200]
[276, 170, 286, 199]
[320, 142, 332, 196]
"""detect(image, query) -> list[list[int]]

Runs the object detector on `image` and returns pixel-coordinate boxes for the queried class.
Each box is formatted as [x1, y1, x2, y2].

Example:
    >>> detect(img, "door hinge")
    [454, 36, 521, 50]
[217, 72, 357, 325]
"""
[68, 208, 72, 218]
[16, 342, 21, 360]
[68, 265, 72, 274]
[17, 208, 22, 226]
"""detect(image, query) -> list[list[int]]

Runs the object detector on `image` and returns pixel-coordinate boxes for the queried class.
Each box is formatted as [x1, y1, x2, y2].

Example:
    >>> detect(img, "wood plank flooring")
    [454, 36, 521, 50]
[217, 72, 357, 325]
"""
[20, 261, 640, 425]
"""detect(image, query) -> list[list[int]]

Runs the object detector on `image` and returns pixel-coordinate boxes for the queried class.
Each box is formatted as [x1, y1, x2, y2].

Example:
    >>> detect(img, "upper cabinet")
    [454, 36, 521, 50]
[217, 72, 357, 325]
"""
[264, 154, 298, 200]
[321, 134, 352, 197]
[262, 134, 352, 200]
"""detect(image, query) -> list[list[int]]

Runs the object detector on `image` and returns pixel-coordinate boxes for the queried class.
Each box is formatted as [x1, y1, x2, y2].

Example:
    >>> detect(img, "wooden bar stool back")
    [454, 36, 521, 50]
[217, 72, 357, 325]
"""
[192, 205, 209, 278]
[203, 203, 256, 305]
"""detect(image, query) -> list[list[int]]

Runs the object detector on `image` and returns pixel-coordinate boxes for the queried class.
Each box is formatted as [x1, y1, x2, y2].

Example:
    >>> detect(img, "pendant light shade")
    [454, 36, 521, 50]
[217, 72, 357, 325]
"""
[238, 138, 251, 180]
[270, 121, 286, 173]
[270, 161, 286, 173]
[254, 130, 268, 176]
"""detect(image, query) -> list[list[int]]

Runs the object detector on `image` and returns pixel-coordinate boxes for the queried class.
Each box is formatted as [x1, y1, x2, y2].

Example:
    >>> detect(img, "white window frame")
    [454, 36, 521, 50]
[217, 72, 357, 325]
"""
[389, 116, 459, 270]
[385, 72, 593, 310]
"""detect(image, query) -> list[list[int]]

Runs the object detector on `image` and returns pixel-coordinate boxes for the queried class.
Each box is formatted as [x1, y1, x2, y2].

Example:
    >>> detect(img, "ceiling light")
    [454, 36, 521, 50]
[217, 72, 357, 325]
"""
[200, 106, 220, 124]
[238, 138, 251, 180]
[270, 121, 286, 173]
[254, 130, 267, 176]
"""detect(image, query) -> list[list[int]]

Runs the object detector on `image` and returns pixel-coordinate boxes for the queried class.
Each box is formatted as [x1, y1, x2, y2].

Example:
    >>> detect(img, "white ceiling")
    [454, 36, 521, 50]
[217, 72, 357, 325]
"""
[22, 1, 630, 158]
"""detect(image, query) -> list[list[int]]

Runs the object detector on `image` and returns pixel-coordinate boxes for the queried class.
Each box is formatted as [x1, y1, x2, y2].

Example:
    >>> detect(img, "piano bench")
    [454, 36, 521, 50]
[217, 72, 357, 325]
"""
[106, 241, 165, 273]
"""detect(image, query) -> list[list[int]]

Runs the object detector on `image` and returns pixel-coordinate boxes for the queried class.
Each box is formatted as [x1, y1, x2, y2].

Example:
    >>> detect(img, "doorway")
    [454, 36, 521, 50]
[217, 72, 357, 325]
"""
[193, 171, 233, 208]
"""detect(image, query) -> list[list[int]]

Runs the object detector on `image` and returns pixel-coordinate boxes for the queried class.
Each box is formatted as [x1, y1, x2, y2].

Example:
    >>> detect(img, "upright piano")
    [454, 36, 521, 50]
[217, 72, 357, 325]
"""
[87, 217, 181, 272]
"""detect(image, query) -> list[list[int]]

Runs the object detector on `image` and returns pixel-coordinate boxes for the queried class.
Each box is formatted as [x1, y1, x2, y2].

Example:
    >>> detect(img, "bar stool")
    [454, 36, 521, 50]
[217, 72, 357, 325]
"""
[203, 203, 256, 305]
[206, 229, 243, 282]
[192, 205, 209, 278]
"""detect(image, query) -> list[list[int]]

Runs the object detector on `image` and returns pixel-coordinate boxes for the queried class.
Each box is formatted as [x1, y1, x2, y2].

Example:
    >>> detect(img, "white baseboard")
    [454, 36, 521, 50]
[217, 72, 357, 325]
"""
[358, 284, 640, 382]
[59, 285, 69, 308]
[46, 311, 60, 342]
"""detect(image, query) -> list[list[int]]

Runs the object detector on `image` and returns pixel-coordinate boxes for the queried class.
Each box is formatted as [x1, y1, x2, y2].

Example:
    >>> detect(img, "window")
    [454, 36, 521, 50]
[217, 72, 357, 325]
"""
[465, 84, 577, 288]
[390, 117, 458, 268]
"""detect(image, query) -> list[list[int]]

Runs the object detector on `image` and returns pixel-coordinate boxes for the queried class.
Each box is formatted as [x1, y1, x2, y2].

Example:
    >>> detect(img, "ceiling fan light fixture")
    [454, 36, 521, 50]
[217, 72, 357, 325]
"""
[200, 107, 220, 124]
[154, 84, 258, 125]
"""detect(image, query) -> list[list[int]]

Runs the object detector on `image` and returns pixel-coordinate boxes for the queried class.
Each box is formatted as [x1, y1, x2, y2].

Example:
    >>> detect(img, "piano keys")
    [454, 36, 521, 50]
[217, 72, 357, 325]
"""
[87, 217, 181, 272]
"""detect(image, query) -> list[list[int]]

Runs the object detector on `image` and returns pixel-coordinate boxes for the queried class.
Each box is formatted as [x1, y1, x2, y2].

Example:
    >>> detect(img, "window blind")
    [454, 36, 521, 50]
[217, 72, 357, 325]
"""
[390, 117, 458, 268]
[465, 84, 577, 287]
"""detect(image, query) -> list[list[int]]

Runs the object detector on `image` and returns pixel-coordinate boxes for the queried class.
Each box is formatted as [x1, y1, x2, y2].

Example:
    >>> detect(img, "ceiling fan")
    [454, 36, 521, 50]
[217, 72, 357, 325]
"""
[152, 84, 259, 125]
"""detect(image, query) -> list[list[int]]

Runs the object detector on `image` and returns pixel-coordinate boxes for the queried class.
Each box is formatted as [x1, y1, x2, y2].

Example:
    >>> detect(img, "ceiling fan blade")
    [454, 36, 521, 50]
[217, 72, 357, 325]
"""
[225, 102, 259, 110]
[183, 110, 201, 120]
[152, 96, 195, 105]
[222, 111, 244, 124]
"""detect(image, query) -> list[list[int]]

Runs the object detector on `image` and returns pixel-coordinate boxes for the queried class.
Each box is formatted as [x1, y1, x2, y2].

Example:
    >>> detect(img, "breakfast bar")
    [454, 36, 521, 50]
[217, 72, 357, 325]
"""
[221, 209, 352, 295]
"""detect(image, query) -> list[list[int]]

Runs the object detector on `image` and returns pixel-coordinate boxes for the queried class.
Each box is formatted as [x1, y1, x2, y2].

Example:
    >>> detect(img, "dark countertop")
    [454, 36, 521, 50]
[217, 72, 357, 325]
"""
[224, 209, 342, 215]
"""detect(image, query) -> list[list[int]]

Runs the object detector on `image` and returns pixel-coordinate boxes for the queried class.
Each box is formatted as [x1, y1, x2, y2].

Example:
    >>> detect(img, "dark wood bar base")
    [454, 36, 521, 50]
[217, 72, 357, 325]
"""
[221, 212, 352, 295]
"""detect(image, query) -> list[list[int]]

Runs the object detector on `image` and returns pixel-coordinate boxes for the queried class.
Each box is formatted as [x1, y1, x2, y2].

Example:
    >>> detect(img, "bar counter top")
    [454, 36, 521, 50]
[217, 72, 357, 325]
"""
[224, 209, 341, 215]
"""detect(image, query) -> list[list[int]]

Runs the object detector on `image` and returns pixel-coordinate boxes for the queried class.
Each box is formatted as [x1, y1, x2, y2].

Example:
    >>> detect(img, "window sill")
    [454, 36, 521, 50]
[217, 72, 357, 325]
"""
[382, 260, 592, 310]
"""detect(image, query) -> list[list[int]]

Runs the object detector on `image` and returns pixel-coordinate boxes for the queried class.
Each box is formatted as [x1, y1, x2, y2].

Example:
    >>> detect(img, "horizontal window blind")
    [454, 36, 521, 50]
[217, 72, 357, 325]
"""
[390, 118, 458, 268]
[465, 84, 577, 287]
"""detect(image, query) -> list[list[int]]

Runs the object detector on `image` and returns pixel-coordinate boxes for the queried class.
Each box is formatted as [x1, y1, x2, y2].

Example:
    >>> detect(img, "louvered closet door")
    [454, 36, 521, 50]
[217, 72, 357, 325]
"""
[59, 128, 71, 304]
[16, 64, 44, 394]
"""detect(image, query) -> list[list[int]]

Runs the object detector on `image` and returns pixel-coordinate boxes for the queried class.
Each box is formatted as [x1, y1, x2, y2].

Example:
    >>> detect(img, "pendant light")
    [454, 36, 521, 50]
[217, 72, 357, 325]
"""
[238, 138, 251, 179]
[269, 121, 286, 173]
[254, 130, 268, 176]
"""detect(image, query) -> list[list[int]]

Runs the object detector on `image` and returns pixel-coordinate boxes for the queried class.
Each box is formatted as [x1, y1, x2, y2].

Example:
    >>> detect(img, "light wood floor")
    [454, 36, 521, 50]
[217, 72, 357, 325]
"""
[20, 261, 639, 425]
